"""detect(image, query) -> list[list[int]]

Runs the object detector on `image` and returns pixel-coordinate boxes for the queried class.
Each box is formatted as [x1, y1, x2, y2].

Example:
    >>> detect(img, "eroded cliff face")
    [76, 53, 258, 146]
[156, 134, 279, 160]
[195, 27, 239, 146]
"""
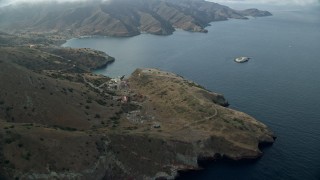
[0, 0, 272, 37]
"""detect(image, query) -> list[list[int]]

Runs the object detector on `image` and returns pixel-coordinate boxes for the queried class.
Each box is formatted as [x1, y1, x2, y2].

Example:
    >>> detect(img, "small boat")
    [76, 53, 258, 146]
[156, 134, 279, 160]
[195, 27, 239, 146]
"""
[234, 56, 250, 63]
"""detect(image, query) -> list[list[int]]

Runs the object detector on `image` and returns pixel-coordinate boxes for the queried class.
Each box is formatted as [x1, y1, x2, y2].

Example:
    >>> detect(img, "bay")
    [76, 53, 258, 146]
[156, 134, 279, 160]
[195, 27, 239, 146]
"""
[63, 5, 320, 180]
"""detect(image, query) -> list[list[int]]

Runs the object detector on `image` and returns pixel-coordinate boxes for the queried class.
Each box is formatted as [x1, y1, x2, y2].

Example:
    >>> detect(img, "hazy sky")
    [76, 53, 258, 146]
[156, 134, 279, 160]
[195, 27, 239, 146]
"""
[0, 0, 319, 6]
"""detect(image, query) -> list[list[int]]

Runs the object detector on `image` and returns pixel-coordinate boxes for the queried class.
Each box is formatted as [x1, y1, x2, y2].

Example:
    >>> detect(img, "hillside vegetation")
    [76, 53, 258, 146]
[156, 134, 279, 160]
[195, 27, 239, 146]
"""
[0, 46, 275, 179]
[0, 0, 272, 37]
[0, 0, 275, 178]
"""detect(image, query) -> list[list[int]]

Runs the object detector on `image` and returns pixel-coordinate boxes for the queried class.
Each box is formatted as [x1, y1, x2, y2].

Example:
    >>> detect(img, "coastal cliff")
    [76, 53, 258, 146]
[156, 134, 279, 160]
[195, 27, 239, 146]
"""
[0, 45, 275, 179]
[128, 68, 275, 161]
[0, 0, 272, 37]
[0, 1, 275, 177]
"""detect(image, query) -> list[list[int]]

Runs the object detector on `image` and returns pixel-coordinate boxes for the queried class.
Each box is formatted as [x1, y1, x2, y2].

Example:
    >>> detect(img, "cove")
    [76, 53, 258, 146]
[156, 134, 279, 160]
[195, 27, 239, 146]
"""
[63, 6, 320, 180]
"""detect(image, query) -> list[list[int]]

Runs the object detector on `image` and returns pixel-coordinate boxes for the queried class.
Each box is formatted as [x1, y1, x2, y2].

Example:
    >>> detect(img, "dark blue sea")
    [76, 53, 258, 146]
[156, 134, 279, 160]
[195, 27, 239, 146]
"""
[63, 4, 320, 180]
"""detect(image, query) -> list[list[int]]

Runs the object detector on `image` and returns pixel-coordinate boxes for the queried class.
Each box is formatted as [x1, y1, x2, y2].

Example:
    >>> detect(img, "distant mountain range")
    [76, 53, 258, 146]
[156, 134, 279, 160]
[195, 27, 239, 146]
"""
[0, 0, 272, 36]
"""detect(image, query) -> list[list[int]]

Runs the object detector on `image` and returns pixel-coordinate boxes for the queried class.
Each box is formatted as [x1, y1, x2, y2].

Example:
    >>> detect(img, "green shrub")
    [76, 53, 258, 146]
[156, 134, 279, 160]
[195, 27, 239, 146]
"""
[53, 125, 77, 131]
[95, 99, 106, 106]
[5, 138, 14, 144]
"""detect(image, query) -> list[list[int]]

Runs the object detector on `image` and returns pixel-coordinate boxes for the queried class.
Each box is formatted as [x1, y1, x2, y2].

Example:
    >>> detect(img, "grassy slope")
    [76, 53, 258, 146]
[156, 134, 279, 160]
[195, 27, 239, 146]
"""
[0, 47, 120, 130]
[0, 47, 275, 179]
[128, 69, 275, 159]
[0, 46, 128, 179]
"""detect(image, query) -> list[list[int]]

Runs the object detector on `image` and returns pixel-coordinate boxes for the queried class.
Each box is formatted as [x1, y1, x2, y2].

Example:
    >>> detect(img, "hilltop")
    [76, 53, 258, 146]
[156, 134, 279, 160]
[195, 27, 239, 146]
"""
[0, 0, 272, 37]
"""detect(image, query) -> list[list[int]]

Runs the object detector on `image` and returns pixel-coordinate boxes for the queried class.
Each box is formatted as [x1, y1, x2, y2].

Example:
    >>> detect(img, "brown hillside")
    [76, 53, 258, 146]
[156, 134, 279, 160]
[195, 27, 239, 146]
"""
[0, 47, 120, 130]
[0, 47, 275, 179]
[0, 0, 272, 37]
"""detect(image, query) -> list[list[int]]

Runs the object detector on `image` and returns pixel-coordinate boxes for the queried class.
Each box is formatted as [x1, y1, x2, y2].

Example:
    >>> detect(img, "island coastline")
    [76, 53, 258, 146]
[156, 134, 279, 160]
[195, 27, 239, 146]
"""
[0, 0, 276, 179]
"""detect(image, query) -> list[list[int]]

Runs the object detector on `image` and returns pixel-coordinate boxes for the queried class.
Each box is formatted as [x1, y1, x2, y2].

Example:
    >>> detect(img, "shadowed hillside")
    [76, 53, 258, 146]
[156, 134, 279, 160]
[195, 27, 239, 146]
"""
[0, 0, 275, 178]
[0, 0, 272, 37]
[0, 47, 119, 130]
[0, 45, 275, 179]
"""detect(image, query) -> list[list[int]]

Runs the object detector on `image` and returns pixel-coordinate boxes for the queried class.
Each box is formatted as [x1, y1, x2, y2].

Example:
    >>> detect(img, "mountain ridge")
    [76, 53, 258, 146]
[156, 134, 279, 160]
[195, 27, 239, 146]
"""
[0, 0, 272, 37]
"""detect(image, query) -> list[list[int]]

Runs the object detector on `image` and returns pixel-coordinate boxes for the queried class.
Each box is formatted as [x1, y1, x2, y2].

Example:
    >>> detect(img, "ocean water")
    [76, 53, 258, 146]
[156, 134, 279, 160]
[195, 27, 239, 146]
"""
[63, 5, 320, 180]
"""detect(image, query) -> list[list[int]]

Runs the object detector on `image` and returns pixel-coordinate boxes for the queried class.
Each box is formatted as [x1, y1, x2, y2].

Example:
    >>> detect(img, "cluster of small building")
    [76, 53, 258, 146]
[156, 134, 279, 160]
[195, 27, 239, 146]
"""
[104, 76, 160, 128]
[107, 76, 129, 91]
[105, 76, 130, 103]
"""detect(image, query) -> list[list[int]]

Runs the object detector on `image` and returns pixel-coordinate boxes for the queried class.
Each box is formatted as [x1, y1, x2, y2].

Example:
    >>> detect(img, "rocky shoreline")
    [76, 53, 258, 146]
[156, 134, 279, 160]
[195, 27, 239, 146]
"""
[0, 0, 276, 178]
[0, 46, 276, 179]
[0, 32, 276, 179]
[0, 0, 272, 37]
